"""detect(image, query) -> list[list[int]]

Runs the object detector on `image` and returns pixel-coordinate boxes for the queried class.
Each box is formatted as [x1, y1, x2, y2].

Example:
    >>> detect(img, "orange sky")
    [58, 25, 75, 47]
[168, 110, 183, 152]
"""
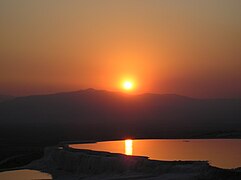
[0, 0, 241, 97]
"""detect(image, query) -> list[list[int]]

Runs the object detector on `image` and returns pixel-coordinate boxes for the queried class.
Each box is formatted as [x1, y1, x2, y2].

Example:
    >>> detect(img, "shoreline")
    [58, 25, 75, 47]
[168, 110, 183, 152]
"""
[22, 145, 241, 180]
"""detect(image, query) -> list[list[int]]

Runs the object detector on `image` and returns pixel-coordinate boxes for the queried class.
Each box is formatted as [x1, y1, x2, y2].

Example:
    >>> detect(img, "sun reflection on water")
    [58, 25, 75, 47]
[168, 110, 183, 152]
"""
[125, 139, 133, 155]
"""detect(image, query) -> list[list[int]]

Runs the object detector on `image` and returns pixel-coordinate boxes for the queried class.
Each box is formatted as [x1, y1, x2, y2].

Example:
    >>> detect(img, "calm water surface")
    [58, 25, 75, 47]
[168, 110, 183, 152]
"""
[70, 139, 241, 169]
[0, 170, 52, 180]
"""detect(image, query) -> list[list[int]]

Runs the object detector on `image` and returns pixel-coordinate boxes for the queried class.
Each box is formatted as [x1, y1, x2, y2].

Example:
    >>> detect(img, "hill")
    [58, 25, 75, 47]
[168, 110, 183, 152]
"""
[0, 89, 240, 143]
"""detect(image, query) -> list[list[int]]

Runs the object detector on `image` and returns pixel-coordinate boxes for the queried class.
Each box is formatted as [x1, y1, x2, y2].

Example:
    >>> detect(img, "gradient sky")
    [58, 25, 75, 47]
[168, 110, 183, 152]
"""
[0, 0, 241, 97]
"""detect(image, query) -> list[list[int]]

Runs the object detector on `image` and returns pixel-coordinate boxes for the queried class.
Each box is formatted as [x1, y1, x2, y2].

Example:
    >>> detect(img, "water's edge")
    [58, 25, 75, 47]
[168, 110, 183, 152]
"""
[24, 145, 241, 180]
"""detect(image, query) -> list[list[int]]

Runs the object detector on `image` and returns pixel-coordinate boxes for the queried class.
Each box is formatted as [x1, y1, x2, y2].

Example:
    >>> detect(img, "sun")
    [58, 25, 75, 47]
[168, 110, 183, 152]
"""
[123, 81, 133, 90]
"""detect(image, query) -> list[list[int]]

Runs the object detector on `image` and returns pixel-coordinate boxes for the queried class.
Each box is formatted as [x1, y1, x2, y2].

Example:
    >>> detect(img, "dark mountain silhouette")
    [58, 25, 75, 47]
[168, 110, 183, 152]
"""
[0, 89, 240, 143]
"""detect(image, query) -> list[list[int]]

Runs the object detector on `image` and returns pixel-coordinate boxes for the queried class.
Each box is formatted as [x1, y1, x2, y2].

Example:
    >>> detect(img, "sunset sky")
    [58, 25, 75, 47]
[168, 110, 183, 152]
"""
[0, 0, 241, 97]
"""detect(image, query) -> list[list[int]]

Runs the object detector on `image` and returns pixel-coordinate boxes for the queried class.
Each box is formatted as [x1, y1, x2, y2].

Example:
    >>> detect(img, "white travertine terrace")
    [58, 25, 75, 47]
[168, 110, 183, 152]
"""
[26, 145, 241, 179]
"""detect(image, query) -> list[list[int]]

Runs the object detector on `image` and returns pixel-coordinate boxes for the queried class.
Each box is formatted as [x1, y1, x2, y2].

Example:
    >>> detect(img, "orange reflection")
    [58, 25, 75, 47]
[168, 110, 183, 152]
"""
[70, 139, 241, 168]
[125, 139, 133, 155]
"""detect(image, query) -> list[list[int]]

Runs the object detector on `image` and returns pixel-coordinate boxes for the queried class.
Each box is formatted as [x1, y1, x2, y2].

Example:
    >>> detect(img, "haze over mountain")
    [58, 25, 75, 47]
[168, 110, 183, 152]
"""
[0, 89, 240, 143]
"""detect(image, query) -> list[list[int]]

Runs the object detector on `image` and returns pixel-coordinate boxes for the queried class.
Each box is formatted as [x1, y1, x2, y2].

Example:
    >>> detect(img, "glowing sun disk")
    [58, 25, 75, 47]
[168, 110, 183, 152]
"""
[123, 81, 133, 90]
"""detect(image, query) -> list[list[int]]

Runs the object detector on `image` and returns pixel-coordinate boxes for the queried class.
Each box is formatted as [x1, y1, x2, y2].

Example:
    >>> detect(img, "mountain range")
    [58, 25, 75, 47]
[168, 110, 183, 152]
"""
[0, 89, 240, 144]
